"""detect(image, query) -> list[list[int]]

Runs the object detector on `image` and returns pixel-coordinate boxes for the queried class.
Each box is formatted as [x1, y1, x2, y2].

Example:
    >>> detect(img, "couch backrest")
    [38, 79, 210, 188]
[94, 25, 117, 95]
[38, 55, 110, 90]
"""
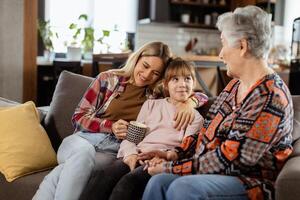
[291, 96, 300, 141]
[43, 71, 93, 151]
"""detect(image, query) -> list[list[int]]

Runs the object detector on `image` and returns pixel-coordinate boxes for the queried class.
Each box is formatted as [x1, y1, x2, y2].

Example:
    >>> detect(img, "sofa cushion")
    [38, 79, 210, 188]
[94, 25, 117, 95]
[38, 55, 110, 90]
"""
[0, 97, 19, 107]
[0, 170, 50, 200]
[0, 97, 48, 122]
[0, 102, 57, 182]
[292, 96, 300, 142]
[275, 156, 300, 200]
[43, 71, 93, 151]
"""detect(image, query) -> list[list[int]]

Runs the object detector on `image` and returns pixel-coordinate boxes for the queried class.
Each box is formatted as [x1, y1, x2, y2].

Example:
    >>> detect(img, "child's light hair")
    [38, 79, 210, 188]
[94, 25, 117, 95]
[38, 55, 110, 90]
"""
[163, 57, 196, 97]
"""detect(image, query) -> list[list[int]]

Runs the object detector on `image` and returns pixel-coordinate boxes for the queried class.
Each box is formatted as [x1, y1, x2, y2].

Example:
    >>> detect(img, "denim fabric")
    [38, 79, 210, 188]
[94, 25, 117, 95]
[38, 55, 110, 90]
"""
[77, 131, 121, 155]
[33, 134, 95, 200]
[33, 132, 121, 200]
[142, 174, 248, 200]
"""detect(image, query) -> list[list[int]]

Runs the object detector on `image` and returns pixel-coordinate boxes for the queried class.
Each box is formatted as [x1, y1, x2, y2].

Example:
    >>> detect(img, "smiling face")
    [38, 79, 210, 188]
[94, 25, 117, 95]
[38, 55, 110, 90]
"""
[133, 56, 164, 87]
[219, 33, 244, 79]
[165, 74, 194, 104]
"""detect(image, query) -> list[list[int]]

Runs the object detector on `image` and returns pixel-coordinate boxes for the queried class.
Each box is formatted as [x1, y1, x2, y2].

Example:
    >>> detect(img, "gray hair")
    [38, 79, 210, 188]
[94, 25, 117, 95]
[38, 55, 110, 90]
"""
[216, 5, 272, 59]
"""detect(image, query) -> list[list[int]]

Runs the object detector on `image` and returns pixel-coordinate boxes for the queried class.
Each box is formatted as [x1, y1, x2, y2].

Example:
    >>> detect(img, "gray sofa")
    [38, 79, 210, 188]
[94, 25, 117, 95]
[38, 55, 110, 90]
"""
[0, 71, 300, 200]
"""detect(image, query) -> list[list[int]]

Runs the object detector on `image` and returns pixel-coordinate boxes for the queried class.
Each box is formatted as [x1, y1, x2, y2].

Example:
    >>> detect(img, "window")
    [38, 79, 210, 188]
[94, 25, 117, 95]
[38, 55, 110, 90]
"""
[45, 0, 137, 53]
[283, 0, 300, 45]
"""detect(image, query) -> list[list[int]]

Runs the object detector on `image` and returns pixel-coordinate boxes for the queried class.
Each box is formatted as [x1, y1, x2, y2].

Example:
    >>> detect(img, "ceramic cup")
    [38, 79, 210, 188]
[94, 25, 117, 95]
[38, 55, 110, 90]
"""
[126, 121, 147, 144]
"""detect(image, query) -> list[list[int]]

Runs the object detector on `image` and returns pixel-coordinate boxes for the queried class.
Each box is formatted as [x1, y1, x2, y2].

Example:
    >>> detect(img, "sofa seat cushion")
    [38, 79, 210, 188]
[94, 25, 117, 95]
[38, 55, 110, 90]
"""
[0, 102, 57, 182]
[43, 71, 93, 151]
[275, 156, 300, 200]
[292, 96, 300, 142]
[0, 170, 50, 200]
[290, 138, 300, 158]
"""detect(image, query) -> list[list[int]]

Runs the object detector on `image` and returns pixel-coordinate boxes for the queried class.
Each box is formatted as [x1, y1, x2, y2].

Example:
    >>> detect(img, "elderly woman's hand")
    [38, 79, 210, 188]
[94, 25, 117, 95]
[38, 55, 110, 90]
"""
[146, 157, 165, 176]
[112, 119, 129, 140]
[174, 99, 195, 130]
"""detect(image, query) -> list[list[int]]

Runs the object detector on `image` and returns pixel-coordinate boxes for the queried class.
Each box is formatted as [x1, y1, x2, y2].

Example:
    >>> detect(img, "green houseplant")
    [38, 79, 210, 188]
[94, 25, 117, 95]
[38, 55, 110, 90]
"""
[69, 14, 111, 57]
[69, 14, 94, 53]
[38, 19, 58, 60]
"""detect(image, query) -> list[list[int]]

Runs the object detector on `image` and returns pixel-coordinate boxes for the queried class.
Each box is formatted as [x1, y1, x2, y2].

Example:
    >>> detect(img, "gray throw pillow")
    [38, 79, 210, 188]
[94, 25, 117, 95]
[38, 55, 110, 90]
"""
[43, 71, 93, 151]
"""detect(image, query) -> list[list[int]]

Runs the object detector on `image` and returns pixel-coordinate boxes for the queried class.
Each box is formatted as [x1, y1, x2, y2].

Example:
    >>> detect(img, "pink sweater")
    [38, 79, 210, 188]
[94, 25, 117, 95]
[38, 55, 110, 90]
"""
[117, 98, 204, 158]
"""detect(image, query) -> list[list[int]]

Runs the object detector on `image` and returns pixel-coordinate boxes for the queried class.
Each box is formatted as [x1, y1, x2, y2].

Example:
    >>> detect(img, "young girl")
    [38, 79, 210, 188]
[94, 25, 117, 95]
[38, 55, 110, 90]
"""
[81, 57, 207, 200]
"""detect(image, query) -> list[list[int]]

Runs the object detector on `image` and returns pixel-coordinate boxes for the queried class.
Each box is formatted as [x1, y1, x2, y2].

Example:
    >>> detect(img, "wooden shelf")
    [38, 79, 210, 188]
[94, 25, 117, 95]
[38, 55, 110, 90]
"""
[256, 0, 276, 3]
[180, 22, 217, 29]
[170, 0, 229, 9]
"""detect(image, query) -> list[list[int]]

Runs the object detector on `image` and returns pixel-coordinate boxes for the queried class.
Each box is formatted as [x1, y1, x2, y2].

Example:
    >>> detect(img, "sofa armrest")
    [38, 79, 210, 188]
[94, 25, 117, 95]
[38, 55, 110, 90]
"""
[0, 97, 48, 123]
[275, 155, 300, 200]
[38, 106, 49, 123]
[0, 97, 19, 107]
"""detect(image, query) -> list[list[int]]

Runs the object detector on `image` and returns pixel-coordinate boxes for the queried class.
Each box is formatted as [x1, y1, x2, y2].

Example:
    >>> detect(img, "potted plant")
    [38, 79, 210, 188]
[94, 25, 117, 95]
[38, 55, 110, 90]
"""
[38, 19, 58, 60]
[68, 14, 114, 59]
[68, 14, 95, 60]
[96, 29, 111, 53]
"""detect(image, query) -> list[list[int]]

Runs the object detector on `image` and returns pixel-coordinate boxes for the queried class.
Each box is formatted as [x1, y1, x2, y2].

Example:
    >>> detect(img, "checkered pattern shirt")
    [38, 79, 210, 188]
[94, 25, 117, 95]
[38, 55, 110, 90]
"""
[164, 73, 293, 200]
[72, 71, 208, 134]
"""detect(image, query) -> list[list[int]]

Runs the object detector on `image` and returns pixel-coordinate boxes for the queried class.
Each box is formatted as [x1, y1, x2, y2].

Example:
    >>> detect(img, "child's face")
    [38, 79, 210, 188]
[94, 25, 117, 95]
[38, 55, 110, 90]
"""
[166, 75, 194, 103]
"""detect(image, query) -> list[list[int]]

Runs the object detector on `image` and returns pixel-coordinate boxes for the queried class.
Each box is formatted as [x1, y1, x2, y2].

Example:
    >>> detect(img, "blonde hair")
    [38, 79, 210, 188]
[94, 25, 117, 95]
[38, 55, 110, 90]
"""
[163, 57, 196, 96]
[111, 41, 172, 82]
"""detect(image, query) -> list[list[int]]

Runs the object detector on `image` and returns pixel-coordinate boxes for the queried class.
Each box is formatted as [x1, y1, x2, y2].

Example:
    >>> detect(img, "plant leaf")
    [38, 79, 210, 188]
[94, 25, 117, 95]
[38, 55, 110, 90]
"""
[103, 30, 110, 37]
[69, 23, 77, 29]
[79, 14, 88, 21]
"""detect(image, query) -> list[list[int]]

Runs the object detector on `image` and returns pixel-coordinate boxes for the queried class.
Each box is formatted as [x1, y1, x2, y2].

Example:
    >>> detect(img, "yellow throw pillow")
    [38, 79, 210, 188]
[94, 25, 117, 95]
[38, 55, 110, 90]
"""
[0, 101, 57, 182]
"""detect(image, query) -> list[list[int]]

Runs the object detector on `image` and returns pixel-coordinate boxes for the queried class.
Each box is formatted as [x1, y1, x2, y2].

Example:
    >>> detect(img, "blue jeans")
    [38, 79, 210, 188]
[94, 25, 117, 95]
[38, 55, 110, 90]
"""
[142, 173, 249, 200]
[33, 132, 120, 200]
[77, 131, 121, 154]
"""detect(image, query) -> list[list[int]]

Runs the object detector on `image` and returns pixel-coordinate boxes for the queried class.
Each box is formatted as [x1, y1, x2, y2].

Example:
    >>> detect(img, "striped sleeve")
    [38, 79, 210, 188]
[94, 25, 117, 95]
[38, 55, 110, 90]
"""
[192, 92, 208, 108]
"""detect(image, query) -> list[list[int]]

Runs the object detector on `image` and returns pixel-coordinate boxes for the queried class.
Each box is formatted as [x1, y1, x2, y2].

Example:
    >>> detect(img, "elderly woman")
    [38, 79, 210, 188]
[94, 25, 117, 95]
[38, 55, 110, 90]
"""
[141, 6, 293, 200]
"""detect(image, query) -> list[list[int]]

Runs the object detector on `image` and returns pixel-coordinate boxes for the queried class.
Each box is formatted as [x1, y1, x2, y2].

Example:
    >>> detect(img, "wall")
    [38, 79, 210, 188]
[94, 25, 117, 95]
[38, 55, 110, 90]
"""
[283, 0, 300, 45]
[0, 0, 24, 102]
[135, 22, 221, 55]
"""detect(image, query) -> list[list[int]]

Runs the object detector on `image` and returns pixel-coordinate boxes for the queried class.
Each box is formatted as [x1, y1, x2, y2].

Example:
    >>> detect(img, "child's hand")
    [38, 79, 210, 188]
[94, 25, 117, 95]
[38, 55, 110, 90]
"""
[166, 150, 178, 161]
[174, 101, 195, 130]
[123, 154, 138, 171]
[137, 150, 168, 161]
[112, 119, 129, 140]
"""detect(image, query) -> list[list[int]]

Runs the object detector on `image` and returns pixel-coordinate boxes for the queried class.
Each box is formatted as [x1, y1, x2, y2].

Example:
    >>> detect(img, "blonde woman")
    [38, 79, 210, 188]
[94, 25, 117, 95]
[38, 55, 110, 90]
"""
[33, 42, 207, 200]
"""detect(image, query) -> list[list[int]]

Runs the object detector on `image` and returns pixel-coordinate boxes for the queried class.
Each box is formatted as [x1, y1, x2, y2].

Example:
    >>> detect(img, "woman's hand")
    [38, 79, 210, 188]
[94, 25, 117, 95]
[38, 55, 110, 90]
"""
[123, 154, 138, 171]
[138, 150, 178, 163]
[137, 150, 168, 163]
[174, 99, 195, 130]
[146, 158, 165, 175]
[112, 119, 129, 140]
